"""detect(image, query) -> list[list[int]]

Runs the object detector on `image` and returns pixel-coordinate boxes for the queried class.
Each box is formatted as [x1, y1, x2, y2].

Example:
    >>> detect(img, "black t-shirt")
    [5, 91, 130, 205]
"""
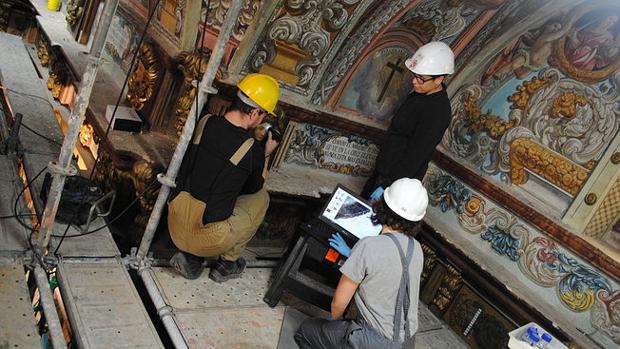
[374, 90, 451, 186]
[177, 115, 265, 224]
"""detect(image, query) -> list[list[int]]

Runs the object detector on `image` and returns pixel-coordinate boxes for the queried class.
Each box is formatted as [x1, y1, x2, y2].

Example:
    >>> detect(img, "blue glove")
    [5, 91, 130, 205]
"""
[328, 233, 351, 258]
[370, 186, 384, 202]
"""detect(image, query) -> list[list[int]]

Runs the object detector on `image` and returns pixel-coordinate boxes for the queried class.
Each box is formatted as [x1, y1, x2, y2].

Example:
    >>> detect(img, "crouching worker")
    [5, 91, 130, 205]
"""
[295, 178, 428, 348]
[167, 73, 280, 282]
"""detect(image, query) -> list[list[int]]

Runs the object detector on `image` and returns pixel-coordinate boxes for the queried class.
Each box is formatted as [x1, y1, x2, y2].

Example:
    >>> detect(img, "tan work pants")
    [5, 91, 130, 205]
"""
[168, 188, 269, 261]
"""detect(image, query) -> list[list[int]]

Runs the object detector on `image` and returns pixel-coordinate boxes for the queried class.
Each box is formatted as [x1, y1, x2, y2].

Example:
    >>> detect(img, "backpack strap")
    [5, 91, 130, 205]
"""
[192, 114, 212, 144]
[230, 138, 254, 166]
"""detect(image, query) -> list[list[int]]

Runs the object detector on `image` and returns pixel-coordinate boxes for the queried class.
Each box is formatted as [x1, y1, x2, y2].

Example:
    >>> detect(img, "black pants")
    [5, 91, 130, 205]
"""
[295, 318, 407, 349]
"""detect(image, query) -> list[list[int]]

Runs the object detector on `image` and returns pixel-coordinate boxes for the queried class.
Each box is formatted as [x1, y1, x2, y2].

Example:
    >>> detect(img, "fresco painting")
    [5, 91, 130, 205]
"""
[424, 165, 620, 345]
[443, 3, 620, 215]
[338, 46, 412, 124]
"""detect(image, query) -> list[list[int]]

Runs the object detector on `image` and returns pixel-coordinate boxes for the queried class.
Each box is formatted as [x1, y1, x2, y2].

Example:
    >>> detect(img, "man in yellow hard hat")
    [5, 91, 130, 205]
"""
[168, 73, 280, 282]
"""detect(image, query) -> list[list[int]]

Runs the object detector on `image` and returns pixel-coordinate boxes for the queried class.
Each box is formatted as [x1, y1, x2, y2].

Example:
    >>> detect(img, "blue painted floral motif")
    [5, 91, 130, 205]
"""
[428, 175, 472, 213]
[306, 124, 336, 142]
[481, 225, 520, 261]
[549, 250, 613, 295]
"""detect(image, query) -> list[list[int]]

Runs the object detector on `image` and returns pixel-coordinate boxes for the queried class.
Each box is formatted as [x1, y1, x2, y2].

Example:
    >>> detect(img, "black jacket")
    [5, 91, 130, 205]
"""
[374, 89, 452, 187]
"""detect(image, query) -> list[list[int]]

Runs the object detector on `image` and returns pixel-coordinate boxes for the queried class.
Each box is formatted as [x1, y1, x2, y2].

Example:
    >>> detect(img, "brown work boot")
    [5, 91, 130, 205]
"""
[170, 251, 205, 280]
[208, 257, 246, 283]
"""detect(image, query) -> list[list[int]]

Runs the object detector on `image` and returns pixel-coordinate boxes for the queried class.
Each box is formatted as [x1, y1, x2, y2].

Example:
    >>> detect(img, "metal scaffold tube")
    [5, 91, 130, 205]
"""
[136, 0, 244, 261]
[38, 0, 120, 251]
[33, 266, 68, 349]
[139, 268, 189, 349]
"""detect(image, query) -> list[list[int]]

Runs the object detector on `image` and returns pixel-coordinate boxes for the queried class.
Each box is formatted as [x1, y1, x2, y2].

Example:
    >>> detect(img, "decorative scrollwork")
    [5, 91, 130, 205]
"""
[549, 92, 589, 120]
[127, 42, 161, 111]
[206, 0, 262, 41]
[249, 0, 363, 87]
[509, 137, 589, 196]
[65, 0, 85, 27]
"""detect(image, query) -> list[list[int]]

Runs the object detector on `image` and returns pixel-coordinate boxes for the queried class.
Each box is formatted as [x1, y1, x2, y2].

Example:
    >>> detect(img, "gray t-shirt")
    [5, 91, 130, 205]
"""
[340, 232, 423, 342]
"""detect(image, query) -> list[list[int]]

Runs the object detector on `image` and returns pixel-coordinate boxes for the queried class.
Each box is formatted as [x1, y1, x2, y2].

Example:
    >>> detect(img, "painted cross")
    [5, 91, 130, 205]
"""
[378, 58, 404, 103]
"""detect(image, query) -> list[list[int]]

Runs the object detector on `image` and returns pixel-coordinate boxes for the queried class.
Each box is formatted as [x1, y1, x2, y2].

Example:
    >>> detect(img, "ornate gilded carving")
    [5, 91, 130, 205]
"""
[463, 94, 516, 139]
[420, 242, 437, 285]
[509, 137, 589, 196]
[432, 264, 463, 312]
[130, 160, 163, 228]
[508, 76, 552, 110]
[549, 92, 589, 119]
[66, 0, 85, 27]
[92, 147, 163, 229]
[127, 42, 161, 111]
[611, 152, 620, 165]
[173, 51, 226, 135]
[37, 39, 51, 67]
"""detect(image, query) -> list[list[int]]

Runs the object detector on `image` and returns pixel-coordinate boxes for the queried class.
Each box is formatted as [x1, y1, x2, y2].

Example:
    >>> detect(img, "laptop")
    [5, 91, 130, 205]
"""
[319, 184, 382, 242]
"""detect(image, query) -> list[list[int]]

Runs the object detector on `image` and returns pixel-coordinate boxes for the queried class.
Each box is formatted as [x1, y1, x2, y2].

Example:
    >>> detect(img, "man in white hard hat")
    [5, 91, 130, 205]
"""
[362, 41, 454, 201]
[296, 178, 427, 348]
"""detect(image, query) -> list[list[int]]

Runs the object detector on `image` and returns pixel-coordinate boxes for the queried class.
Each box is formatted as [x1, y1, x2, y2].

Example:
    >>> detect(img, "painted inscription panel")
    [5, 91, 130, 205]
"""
[284, 123, 378, 177]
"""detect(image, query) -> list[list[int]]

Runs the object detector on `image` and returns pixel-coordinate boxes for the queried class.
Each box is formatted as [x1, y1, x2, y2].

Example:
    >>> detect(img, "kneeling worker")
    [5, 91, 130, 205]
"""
[168, 73, 280, 282]
[295, 178, 428, 348]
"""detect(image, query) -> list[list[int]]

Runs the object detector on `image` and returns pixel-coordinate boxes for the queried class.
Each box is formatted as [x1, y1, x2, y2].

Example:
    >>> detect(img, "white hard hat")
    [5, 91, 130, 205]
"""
[384, 178, 428, 222]
[405, 41, 454, 76]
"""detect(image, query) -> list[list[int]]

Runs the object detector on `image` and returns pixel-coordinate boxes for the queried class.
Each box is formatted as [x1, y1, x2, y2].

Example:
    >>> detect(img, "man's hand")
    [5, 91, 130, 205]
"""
[370, 186, 384, 202]
[264, 131, 279, 158]
[328, 233, 351, 258]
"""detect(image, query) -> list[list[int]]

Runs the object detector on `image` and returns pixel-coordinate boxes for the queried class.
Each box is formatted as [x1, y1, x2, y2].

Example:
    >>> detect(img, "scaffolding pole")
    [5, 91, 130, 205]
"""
[136, 0, 244, 261]
[33, 266, 67, 349]
[38, 0, 120, 251]
[139, 267, 189, 349]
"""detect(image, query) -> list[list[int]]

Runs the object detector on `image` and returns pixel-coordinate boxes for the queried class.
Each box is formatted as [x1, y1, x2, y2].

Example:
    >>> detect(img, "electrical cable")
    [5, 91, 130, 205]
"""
[0, 213, 36, 219]
[51, 177, 158, 239]
[21, 123, 63, 147]
[0, 86, 54, 107]
[52, 0, 163, 255]
[10, 165, 47, 268]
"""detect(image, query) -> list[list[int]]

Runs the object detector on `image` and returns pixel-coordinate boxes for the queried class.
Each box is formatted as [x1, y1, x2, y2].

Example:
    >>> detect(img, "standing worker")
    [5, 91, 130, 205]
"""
[362, 41, 454, 201]
[295, 178, 428, 348]
[167, 73, 280, 282]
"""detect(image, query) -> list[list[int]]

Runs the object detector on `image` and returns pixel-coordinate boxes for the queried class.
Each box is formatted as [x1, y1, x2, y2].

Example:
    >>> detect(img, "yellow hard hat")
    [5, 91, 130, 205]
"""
[237, 73, 280, 115]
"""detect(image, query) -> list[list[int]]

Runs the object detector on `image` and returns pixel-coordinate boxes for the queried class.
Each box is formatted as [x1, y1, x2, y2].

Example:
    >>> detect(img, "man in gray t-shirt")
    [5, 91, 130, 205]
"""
[340, 232, 423, 342]
[295, 178, 428, 349]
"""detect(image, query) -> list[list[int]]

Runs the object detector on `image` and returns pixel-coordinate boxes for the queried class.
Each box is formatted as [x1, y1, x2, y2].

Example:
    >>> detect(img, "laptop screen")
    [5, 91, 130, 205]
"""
[320, 185, 382, 240]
